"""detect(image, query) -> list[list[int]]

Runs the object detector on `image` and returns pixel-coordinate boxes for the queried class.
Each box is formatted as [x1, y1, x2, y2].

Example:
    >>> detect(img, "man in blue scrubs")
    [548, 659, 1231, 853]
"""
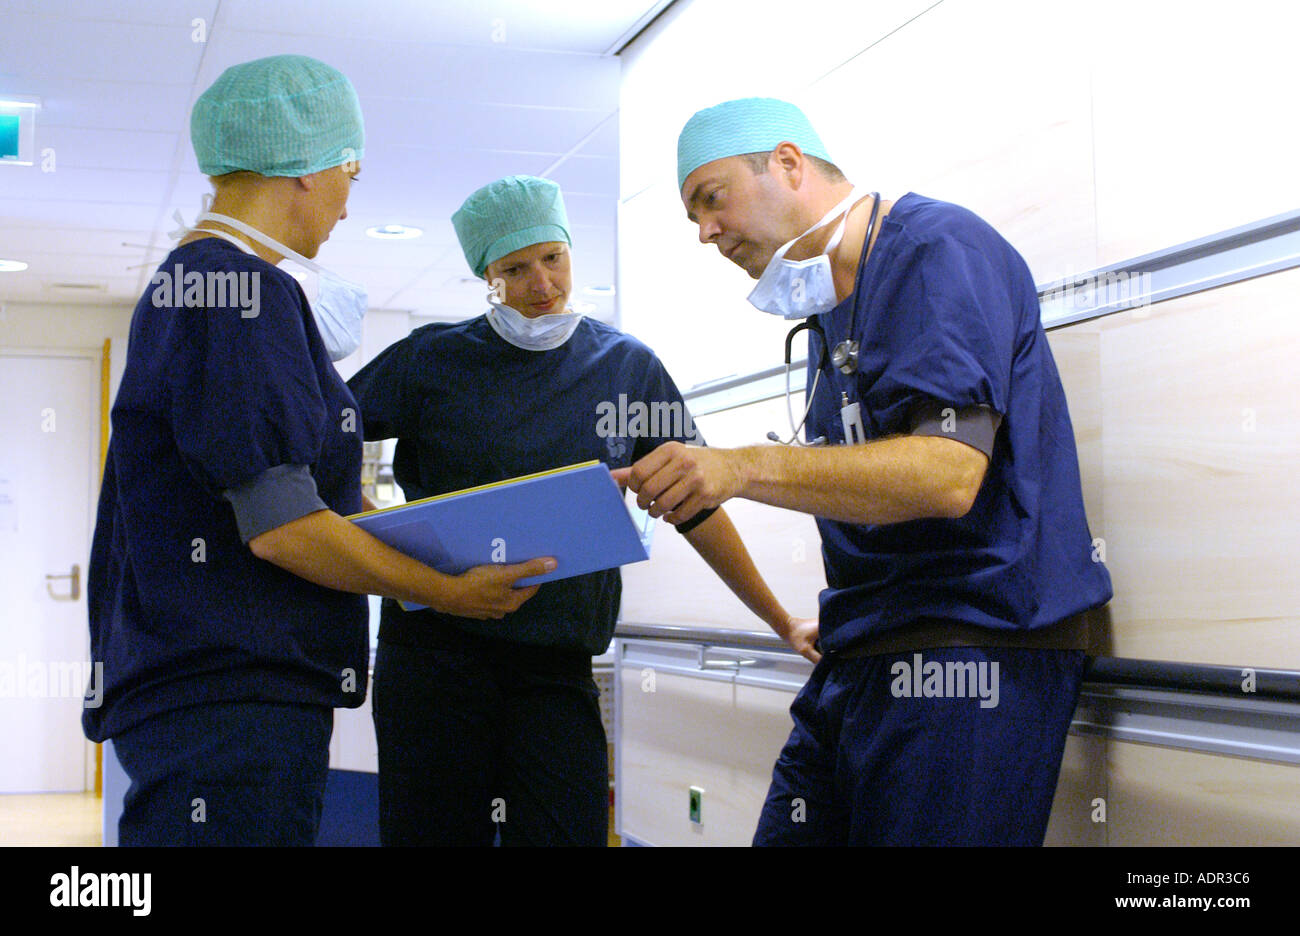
[348, 175, 816, 845]
[617, 98, 1113, 845]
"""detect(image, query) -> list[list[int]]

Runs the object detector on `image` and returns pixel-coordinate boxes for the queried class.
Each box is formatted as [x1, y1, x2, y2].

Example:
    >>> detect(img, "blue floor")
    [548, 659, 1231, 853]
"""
[316, 769, 380, 846]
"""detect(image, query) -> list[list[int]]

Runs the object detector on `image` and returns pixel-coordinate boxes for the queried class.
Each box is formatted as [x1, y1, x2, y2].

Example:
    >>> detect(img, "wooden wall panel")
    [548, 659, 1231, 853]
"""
[1090, 0, 1300, 265]
[620, 395, 825, 632]
[1106, 741, 1300, 845]
[1044, 734, 1109, 846]
[816, 0, 1098, 284]
[1046, 327, 1106, 543]
[618, 668, 793, 846]
[614, 0, 1299, 848]
[1091, 270, 1300, 667]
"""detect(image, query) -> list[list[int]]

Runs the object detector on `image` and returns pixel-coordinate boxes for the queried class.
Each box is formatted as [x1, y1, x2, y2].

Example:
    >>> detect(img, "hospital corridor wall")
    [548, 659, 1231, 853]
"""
[0, 300, 132, 807]
[611, 0, 1300, 845]
[5, 0, 1299, 849]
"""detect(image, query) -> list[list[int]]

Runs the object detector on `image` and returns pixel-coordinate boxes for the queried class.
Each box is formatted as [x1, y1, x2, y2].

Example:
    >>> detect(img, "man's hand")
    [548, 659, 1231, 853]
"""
[780, 616, 822, 664]
[429, 557, 555, 620]
[611, 443, 747, 524]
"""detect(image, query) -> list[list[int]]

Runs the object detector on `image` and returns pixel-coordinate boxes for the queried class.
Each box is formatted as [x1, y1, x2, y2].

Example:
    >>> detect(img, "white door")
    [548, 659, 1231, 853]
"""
[0, 350, 99, 792]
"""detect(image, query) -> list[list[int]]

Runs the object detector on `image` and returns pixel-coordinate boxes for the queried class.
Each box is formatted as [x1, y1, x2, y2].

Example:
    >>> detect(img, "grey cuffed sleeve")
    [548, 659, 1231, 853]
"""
[222, 464, 329, 543]
[907, 400, 1003, 458]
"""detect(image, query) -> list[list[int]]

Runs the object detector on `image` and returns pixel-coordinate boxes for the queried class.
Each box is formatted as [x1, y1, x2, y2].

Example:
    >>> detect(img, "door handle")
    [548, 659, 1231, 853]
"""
[45, 563, 80, 601]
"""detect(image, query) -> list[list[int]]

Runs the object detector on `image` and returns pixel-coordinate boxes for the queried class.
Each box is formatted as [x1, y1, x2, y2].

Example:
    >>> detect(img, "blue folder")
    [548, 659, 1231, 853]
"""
[349, 461, 652, 609]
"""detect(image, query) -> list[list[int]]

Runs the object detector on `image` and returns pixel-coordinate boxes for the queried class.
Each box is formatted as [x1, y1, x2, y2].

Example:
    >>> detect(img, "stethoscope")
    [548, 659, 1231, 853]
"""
[767, 193, 881, 446]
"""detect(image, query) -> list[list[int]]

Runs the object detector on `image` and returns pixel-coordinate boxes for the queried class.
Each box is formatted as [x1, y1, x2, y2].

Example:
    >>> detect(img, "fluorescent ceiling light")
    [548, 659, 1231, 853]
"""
[0, 259, 29, 272]
[366, 224, 423, 240]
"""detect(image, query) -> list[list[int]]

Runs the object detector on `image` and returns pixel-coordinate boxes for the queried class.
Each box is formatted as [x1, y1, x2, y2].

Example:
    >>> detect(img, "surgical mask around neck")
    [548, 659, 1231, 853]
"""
[485, 291, 582, 351]
[176, 202, 368, 362]
[747, 188, 862, 320]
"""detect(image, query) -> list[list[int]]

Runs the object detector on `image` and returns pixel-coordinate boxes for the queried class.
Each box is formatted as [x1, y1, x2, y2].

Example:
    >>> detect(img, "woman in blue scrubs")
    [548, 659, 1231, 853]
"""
[348, 175, 817, 846]
[83, 56, 551, 846]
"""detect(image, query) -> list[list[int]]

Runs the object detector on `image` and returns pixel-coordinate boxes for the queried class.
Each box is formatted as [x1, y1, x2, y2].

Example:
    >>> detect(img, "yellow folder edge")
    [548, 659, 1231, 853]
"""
[344, 460, 603, 520]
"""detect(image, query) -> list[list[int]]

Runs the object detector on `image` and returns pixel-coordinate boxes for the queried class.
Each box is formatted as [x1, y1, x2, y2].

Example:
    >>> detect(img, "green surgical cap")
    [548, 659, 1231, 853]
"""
[676, 97, 832, 192]
[191, 54, 365, 177]
[452, 175, 572, 279]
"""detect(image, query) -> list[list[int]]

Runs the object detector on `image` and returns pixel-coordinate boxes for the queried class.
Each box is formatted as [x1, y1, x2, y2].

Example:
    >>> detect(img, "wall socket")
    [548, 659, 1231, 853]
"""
[689, 785, 704, 824]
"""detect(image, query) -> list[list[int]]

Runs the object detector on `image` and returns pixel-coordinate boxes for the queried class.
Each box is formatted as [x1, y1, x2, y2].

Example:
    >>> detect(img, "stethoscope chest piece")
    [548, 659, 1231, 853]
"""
[832, 339, 859, 375]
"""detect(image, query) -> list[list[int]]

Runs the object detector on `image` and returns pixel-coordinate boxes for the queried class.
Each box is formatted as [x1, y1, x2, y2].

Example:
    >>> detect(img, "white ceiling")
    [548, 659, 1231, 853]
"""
[0, 0, 670, 321]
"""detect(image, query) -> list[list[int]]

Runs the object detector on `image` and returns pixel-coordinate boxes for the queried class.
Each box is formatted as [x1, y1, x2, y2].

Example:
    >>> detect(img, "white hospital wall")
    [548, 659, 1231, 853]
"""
[616, 0, 1300, 845]
[1, 300, 132, 796]
[0, 301, 132, 396]
[617, 0, 1300, 386]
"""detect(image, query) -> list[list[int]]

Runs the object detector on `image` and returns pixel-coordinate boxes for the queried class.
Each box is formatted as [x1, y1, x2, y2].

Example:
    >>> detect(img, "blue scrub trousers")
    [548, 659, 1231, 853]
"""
[111, 701, 334, 847]
[753, 646, 1086, 846]
[372, 637, 608, 847]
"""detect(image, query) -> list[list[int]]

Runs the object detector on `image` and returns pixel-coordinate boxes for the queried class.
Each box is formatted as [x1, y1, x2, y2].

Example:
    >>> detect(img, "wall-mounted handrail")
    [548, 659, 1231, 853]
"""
[615, 622, 1300, 702]
[680, 208, 1300, 417]
[617, 623, 789, 651]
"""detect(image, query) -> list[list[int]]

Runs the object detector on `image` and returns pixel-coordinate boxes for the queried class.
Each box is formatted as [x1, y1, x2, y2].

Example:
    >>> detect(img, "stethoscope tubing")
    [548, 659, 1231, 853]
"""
[771, 192, 882, 446]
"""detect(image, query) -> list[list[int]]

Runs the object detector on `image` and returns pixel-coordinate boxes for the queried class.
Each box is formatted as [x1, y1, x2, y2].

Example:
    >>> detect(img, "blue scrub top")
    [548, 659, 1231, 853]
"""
[83, 238, 368, 742]
[347, 316, 707, 655]
[805, 193, 1112, 652]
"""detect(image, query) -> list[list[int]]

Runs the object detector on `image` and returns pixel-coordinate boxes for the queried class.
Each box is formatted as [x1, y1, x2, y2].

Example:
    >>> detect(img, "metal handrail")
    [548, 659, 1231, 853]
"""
[614, 622, 1300, 702]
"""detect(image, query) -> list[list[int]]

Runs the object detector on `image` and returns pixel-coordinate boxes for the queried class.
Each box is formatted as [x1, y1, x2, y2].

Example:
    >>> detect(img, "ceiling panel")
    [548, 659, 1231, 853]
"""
[360, 97, 615, 152]
[0, 0, 635, 322]
[26, 79, 197, 132]
[1, 14, 206, 84]
[0, 227, 154, 257]
[12, 251, 149, 280]
[0, 201, 165, 231]
[38, 127, 181, 173]
[0, 168, 171, 204]
[548, 155, 619, 197]
[552, 191, 617, 228]
[201, 31, 622, 109]
[218, 0, 665, 54]
[2, 0, 219, 26]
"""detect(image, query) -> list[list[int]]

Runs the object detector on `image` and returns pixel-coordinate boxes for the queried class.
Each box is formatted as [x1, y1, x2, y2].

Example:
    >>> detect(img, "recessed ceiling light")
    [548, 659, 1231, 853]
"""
[0, 259, 28, 272]
[366, 224, 423, 240]
[583, 285, 616, 296]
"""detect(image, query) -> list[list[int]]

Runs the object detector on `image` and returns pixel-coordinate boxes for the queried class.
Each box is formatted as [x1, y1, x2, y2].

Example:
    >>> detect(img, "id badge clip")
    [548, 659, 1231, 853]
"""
[840, 392, 866, 445]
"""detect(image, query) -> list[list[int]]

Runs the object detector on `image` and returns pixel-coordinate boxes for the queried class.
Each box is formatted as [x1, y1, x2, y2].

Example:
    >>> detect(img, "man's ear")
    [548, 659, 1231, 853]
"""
[771, 142, 806, 189]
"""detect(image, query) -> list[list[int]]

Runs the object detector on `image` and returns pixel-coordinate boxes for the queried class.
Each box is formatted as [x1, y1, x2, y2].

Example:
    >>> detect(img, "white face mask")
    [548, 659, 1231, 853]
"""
[485, 290, 583, 351]
[172, 201, 368, 362]
[747, 187, 863, 320]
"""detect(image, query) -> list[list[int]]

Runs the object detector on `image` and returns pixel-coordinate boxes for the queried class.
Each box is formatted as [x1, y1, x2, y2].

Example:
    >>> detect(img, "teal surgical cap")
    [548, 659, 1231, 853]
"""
[191, 54, 365, 177]
[676, 97, 832, 193]
[452, 175, 572, 279]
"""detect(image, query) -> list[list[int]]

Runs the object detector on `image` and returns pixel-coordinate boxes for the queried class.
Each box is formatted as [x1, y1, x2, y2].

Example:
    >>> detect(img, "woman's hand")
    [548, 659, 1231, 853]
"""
[427, 557, 556, 620]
